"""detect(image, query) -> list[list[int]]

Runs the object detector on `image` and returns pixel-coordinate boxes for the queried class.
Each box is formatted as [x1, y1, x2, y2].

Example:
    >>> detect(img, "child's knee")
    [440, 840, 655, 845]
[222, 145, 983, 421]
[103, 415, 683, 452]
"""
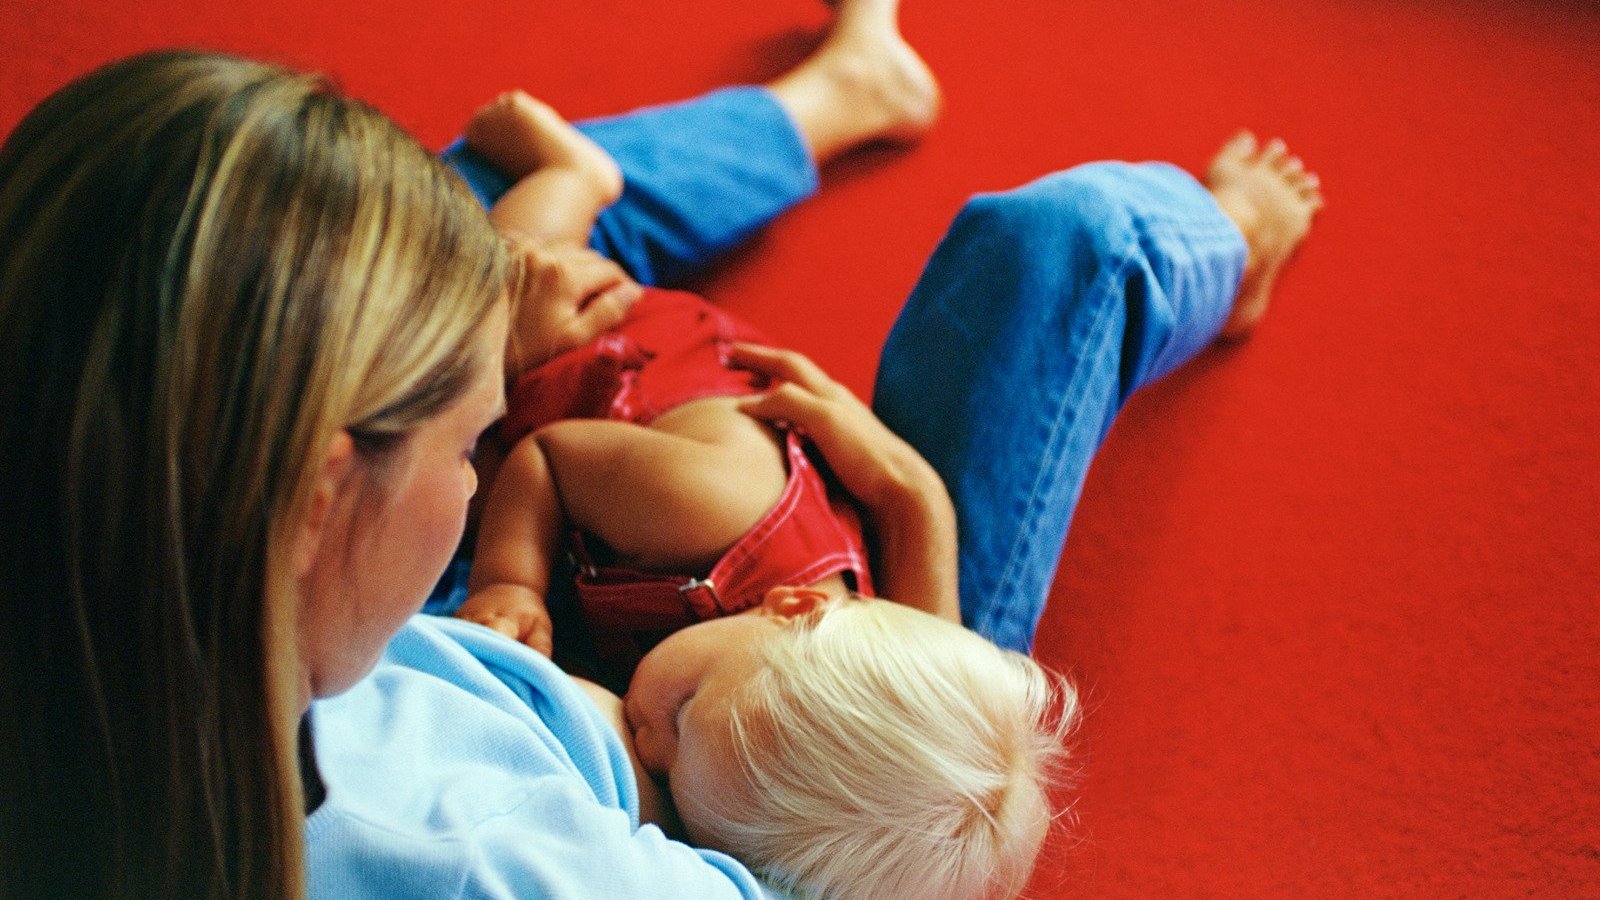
[530, 419, 588, 453]
[959, 163, 1139, 264]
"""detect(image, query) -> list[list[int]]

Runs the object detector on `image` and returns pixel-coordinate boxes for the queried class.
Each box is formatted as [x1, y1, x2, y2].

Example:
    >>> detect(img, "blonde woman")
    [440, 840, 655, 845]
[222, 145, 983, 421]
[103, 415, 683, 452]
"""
[0, 48, 769, 898]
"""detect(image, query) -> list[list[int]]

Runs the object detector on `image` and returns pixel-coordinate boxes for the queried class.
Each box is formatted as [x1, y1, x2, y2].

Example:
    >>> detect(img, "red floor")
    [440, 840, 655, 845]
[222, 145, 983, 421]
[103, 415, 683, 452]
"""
[6, 0, 1597, 896]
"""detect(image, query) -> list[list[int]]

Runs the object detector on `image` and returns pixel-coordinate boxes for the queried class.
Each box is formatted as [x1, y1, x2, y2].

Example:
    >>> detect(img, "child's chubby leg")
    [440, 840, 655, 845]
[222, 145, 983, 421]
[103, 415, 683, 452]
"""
[465, 91, 624, 247]
[465, 90, 623, 198]
[439, 0, 942, 287]
[767, 0, 941, 163]
[536, 398, 790, 574]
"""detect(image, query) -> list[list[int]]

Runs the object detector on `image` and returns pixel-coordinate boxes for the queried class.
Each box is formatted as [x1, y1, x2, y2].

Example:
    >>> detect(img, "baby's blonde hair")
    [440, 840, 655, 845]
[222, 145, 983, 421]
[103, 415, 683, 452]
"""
[708, 601, 1078, 900]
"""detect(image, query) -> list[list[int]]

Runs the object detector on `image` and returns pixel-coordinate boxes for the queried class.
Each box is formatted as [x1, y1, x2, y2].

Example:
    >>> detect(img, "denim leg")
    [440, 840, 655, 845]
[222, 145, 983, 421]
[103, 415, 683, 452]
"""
[440, 86, 818, 287]
[872, 162, 1247, 651]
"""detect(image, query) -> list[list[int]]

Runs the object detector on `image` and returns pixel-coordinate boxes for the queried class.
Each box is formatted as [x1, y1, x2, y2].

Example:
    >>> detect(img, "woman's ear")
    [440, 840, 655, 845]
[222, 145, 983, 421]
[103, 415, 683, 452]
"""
[760, 585, 833, 622]
[292, 431, 357, 578]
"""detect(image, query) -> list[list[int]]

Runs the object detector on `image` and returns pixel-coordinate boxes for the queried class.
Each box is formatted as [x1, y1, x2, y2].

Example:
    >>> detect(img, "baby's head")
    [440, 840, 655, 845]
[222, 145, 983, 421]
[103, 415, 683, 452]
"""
[625, 587, 1078, 900]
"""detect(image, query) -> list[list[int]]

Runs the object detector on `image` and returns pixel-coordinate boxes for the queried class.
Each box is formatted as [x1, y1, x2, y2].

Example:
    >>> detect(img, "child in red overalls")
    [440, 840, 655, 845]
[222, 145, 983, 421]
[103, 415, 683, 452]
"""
[453, 70, 1070, 900]
[456, 90, 953, 674]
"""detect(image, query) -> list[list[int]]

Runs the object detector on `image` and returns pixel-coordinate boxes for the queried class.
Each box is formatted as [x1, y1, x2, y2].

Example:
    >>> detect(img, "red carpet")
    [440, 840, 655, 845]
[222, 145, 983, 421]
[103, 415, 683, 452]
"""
[6, 0, 1597, 896]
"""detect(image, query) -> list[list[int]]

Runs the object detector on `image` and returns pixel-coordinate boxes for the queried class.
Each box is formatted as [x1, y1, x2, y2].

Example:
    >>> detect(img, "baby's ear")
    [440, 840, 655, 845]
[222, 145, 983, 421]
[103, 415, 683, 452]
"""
[760, 585, 832, 622]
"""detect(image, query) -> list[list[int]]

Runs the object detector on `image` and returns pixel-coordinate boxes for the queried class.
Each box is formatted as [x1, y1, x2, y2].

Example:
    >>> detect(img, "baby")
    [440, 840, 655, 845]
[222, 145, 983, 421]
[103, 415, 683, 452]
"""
[454, 91, 1077, 900]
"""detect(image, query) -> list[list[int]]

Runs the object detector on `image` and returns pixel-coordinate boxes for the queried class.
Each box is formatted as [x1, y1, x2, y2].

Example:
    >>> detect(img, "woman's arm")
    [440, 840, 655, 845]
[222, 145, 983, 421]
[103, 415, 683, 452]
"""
[728, 343, 960, 623]
[308, 618, 774, 900]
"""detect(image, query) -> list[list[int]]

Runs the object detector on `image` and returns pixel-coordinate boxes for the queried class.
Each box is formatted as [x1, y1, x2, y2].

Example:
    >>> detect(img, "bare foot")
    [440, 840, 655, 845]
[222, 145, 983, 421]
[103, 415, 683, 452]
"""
[465, 90, 623, 207]
[769, 0, 942, 162]
[1206, 131, 1324, 339]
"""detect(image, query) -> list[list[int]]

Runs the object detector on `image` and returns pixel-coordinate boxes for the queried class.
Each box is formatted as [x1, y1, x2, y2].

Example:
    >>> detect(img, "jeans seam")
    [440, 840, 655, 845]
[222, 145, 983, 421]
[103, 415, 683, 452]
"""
[979, 259, 1127, 643]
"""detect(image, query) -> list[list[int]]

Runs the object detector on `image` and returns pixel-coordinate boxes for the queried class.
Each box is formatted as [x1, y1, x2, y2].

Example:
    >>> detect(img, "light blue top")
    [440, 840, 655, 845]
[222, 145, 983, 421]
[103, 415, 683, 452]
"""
[305, 615, 775, 900]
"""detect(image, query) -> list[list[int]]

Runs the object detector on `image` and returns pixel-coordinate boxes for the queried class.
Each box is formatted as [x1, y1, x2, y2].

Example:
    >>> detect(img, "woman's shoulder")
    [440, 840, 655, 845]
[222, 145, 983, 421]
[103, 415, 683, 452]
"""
[304, 799, 473, 900]
[314, 615, 636, 808]
[306, 621, 779, 900]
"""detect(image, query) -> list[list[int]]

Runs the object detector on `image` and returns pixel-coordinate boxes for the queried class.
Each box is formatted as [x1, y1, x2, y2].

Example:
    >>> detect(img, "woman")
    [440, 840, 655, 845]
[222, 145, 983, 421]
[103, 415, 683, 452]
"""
[0, 50, 511, 897]
[0, 6, 944, 892]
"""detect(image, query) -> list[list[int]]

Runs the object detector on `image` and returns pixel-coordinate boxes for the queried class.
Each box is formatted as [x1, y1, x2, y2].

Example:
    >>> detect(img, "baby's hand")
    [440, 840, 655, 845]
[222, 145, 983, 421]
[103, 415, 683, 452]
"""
[456, 584, 555, 656]
[504, 238, 642, 376]
[729, 343, 944, 511]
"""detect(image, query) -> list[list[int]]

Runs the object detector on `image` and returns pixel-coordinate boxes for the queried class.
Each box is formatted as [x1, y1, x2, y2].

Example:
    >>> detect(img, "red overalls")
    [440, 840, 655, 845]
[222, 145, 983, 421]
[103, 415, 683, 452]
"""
[502, 289, 874, 682]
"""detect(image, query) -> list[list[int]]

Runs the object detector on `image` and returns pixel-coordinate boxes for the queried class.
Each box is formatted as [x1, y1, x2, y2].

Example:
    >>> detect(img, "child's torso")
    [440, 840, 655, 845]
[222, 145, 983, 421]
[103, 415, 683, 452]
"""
[503, 289, 874, 683]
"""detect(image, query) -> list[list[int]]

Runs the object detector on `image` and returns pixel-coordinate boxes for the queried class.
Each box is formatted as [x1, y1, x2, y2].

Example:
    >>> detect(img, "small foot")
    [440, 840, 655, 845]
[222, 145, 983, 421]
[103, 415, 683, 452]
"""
[769, 0, 942, 161]
[1206, 131, 1324, 339]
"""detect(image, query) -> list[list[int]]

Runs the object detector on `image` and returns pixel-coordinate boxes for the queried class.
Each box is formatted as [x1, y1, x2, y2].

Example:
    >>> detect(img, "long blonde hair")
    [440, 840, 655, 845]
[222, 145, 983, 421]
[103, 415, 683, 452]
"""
[0, 50, 506, 898]
[710, 602, 1078, 900]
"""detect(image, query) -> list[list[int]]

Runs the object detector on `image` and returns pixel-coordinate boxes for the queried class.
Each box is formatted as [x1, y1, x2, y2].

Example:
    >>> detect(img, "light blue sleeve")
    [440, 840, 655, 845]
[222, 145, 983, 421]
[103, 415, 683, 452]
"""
[306, 616, 780, 900]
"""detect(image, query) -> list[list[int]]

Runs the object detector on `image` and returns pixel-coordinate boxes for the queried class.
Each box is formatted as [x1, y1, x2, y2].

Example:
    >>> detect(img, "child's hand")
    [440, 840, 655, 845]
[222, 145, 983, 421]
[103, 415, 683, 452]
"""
[456, 584, 555, 656]
[504, 237, 643, 377]
[730, 342, 960, 622]
[729, 343, 944, 511]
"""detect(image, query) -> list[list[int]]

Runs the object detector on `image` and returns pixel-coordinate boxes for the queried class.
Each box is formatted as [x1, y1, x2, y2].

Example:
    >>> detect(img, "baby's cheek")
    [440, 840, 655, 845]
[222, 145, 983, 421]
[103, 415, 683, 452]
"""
[629, 721, 671, 778]
[666, 753, 742, 855]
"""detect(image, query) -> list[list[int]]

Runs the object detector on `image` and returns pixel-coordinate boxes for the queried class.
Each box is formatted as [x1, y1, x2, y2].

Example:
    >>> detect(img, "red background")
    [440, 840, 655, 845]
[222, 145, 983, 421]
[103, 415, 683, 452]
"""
[5, 0, 1597, 895]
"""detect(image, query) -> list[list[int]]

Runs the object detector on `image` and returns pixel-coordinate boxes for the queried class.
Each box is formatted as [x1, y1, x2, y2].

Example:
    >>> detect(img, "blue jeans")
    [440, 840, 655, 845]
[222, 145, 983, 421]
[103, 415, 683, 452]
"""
[441, 86, 818, 288]
[439, 88, 1246, 653]
[873, 163, 1246, 650]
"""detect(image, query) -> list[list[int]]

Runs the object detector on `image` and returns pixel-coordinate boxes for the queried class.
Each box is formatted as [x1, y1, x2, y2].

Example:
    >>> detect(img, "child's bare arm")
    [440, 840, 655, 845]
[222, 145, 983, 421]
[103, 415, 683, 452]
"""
[459, 434, 566, 655]
[729, 343, 961, 623]
[467, 412, 785, 650]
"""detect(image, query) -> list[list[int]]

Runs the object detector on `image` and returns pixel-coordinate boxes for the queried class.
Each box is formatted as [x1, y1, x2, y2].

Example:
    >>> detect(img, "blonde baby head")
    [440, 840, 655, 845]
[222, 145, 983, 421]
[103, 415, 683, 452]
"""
[626, 589, 1078, 900]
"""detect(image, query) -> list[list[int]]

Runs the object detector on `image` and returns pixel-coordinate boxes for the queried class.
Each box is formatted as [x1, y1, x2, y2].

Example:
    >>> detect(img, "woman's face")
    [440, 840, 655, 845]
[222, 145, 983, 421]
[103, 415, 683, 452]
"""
[298, 299, 509, 703]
